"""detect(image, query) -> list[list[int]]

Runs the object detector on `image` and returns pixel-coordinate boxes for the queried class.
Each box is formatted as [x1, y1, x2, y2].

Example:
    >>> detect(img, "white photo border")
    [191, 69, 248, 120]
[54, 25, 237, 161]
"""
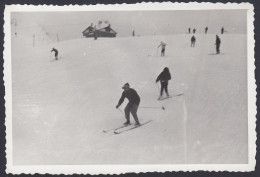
[4, 2, 256, 174]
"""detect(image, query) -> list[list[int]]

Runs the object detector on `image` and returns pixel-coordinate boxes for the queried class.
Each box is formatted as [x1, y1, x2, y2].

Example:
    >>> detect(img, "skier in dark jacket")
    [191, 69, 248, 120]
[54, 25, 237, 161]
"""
[116, 83, 141, 126]
[215, 35, 221, 54]
[221, 27, 224, 34]
[205, 27, 208, 34]
[191, 35, 196, 47]
[51, 48, 59, 60]
[156, 67, 171, 98]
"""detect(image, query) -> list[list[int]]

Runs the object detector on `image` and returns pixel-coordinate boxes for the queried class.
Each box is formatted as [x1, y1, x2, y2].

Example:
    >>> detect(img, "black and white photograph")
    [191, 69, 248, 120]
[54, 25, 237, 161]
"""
[4, 2, 256, 174]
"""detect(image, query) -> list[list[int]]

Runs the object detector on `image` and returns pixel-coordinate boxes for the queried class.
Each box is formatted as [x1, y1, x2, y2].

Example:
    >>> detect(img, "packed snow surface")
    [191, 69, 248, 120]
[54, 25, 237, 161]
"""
[11, 33, 248, 165]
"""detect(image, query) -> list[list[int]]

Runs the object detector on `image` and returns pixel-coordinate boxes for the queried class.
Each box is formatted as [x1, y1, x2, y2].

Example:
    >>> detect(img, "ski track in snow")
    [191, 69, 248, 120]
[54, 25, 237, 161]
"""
[11, 33, 248, 165]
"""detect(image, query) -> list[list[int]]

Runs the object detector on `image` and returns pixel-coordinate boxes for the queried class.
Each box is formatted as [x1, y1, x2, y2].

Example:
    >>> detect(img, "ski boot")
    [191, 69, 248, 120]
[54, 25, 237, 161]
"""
[124, 121, 130, 125]
[134, 122, 141, 127]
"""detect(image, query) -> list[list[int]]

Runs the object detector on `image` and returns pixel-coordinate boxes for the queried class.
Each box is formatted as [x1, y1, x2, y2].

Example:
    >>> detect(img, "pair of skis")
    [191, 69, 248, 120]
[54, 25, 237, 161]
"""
[157, 93, 183, 101]
[103, 93, 183, 134]
[50, 56, 62, 62]
[103, 120, 153, 135]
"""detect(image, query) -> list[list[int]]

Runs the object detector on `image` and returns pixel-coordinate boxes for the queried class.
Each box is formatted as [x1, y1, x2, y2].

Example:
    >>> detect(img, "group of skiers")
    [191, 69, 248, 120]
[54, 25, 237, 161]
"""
[50, 27, 224, 126]
[157, 34, 221, 56]
[156, 27, 223, 57]
[189, 35, 221, 54]
[188, 28, 197, 34]
[188, 27, 224, 34]
[117, 29, 224, 126]
[116, 67, 171, 126]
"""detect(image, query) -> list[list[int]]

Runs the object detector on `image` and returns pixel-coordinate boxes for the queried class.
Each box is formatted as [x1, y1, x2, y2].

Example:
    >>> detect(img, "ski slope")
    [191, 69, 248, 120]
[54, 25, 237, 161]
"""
[11, 33, 248, 165]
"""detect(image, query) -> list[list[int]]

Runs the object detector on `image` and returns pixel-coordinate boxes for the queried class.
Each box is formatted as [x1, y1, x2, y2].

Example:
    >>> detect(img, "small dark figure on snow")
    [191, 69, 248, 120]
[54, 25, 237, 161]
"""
[193, 28, 196, 34]
[156, 67, 171, 98]
[116, 83, 141, 126]
[205, 27, 208, 34]
[51, 48, 59, 60]
[94, 32, 98, 40]
[191, 35, 196, 47]
[158, 41, 167, 57]
[215, 35, 221, 54]
[188, 28, 191, 34]
[132, 30, 135, 37]
[221, 27, 224, 34]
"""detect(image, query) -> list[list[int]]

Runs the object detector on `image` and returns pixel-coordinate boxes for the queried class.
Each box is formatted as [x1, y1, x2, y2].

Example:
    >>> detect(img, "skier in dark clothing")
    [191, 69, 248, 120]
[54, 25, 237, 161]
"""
[156, 67, 171, 98]
[221, 27, 224, 34]
[188, 28, 191, 34]
[193, 28, 196, 34]
[158, 41, 167, 57]
[116, 83, 141, 126]
[205, 27, 208, 34]
[94, 31, 98, 40]
[215, 35, 221, 54]
[51, 48, 58, 60]
[191, 35, 196, 47]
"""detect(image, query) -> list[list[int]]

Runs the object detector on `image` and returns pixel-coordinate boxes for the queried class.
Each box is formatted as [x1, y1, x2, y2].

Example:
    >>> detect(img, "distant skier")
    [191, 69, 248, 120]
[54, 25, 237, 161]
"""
[156, 67, 171, 98]
[94, 31, 98, 40]
[191, 35, 196, 47]
[205, 27, 208, 34]
[215, 35, 221, 54]
[116, 83, 141, 126]
[221, 27, 224, 34]
[188, 28, 191, 34]
[132, 30, 135, 37]
[51, 48, 59, 60]
[193, 28, 196, 34]
[158, 41, 167, 57]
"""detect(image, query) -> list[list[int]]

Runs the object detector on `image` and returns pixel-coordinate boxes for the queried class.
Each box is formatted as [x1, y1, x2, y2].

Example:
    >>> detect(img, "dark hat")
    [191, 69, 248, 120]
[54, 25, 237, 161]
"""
[122, 83, 130, 89]
[164, 67, 169, 72]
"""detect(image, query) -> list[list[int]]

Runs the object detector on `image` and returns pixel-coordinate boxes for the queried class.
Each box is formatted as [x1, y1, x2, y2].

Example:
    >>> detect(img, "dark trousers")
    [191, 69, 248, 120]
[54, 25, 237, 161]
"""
[160, 81, 169, 96]
[55, 53, 58, 60]
[124, 103, 140, 124]
[161, 48, 165, 56]
[216, 44, 220, 54]
[191, 41, 195, 47]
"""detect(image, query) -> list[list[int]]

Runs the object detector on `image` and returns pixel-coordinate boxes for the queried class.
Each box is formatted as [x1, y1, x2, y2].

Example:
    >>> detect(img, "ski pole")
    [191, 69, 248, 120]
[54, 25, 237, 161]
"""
[156, 82, 160, 93]
[118, 108, 125, 116]
[139, 106, 165, 110]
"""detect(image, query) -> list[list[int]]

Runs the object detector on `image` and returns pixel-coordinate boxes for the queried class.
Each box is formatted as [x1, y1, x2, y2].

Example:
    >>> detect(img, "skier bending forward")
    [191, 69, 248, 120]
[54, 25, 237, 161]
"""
[51, 48, 59, 60]
[116, 83, 141, 126]
[156, 67, 172, 98]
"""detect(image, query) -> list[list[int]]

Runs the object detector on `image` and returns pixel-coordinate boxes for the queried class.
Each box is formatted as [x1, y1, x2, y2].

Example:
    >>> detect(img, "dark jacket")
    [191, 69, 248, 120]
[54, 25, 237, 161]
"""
[51, 48, 58, 55]
[216, 36, 221, 45]
[117, 88, 140, 107]
[156, 68, 171, 83]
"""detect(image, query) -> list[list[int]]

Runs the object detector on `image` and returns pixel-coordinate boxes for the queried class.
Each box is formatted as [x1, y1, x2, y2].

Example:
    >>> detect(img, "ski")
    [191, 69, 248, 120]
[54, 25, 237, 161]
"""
[103, 123, 131, 133]
[157, 93, 184, 101]
[157, 95, 172, 101]
[50, 56, 62, 62]
[114, 120, 153, 134]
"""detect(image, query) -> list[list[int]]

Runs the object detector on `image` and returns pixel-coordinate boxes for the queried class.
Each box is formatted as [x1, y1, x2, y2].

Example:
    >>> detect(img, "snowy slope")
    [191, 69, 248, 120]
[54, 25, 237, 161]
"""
[11, 34, 248, 165]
